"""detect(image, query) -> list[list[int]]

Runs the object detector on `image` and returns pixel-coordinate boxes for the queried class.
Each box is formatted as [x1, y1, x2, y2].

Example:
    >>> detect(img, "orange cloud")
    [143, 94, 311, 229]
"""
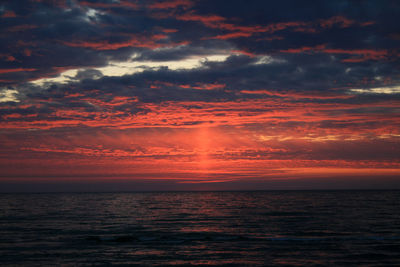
[2, 96, 399, 133]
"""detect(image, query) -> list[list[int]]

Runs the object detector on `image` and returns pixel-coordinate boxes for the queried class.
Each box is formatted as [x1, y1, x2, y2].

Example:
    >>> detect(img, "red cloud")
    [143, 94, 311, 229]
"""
[2, 96, 399, 132]
[62, 33, 188, 50]
[1, 10, 16, 18]
[175, 12, 375, 40]
[179, 83, 226, 90]
[7, 24, 38, 32]
[280, 45, 389, 62]
[319, 15, 355, 28]
[0, 68, 36, 74]
[0, 54, 16, 62]
[231, 50, 256, 57]
[148, 0, 193, 9]
[279, 44, 327, 53]
[161, 28, 178, 33]
[207, 32, 253, 40]
[79, 0, 139, 9]
[63, 38, 160, 50]
[323, 48, 388, 62]
[240, 89, 353, 100]
[176, 12, 225, 24]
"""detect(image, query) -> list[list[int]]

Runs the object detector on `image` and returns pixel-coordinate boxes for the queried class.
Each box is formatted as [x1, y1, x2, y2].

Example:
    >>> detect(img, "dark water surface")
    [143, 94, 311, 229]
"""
[1, 191, 399, 266]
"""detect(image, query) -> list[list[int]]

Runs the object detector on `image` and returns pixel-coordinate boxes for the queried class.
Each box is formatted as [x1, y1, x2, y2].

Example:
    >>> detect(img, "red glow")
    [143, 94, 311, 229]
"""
[281, 45, 389, 62]
[2, 95, 399, 184]
[1, 10, 16, 18]
[0, 68, 36, 74]
[148, 0, 193, 9]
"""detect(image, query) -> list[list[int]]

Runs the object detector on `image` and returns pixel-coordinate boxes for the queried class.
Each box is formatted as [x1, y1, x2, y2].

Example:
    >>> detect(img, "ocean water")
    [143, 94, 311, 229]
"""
[0, 191, 399, 266]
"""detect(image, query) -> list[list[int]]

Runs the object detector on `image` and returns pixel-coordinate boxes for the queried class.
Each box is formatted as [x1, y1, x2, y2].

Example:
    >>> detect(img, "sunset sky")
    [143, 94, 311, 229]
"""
[1, 0, 399, 191]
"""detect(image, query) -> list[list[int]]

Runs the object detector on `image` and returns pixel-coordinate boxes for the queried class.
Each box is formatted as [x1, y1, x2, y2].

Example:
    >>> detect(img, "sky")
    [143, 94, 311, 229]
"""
[0, 0, 399, 192]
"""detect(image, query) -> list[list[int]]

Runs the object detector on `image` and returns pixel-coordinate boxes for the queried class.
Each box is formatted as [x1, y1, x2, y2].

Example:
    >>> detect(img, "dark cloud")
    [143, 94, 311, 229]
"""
[0, 0, 399, 90]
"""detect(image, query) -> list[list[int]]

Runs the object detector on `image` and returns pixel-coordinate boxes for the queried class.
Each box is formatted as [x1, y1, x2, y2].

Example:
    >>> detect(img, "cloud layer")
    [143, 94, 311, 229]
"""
[0, 0, 399, 190]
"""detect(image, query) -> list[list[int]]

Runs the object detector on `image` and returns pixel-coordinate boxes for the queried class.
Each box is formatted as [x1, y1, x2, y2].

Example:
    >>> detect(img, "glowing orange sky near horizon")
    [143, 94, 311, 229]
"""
[1, 89, 399, 188]
[1, 113, 399, 185]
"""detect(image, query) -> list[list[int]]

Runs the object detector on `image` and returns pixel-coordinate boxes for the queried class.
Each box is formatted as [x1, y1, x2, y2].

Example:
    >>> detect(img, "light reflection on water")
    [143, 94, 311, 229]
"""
[0, 191, 400, 266]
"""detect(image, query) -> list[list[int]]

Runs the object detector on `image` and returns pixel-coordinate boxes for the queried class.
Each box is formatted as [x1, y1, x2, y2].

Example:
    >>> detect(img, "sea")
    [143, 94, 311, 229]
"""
[0, 191, 399, 266]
